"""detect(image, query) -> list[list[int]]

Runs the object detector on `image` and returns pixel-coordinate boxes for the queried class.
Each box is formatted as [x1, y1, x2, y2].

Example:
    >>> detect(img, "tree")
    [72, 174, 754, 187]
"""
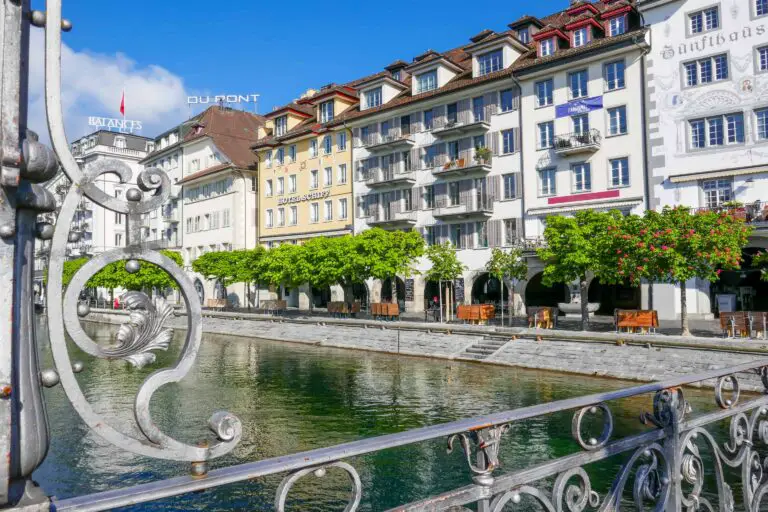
[754, 251, 768, 281]
[485, 247, 528, 326]
[192, 251, 240, 300]
[90, 250, 183, 295]
[538, 210, 619, 330]
[424, 242, 466, 322]
[239, 246, 267, 309]
[259, 244, 312, 305]
[362, 229, 424, 304]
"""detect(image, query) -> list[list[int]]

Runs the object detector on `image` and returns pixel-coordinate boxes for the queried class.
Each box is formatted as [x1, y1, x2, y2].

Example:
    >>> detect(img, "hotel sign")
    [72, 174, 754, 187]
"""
[88, 116, 142, 132]
[555, 96, 603, 118]
[277, 190, 330, 205]
[187, 94, 259, 105]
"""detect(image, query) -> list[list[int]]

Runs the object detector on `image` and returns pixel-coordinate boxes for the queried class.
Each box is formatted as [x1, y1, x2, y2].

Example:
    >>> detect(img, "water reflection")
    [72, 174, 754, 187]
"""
[34, 318, 732, 511]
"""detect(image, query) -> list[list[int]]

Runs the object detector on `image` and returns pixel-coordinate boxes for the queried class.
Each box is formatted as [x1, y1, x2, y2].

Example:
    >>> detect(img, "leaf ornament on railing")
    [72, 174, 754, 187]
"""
[42, 0, 240, 465]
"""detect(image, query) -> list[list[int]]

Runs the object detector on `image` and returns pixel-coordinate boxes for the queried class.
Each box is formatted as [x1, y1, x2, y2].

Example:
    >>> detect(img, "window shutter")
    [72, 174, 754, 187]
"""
[458, 98, 471, 116]
[413, 148, 424, 170]
[434, 182, 447, 203]
[514, 128, 521, 153]
[353, 128, 361, 148]
[413, 187, 422, 209]
[484, 92, 498, 115]
[515, 173, 522, 199]
[394, 189, 402, 212]
[413, 112, 423, 133]
[440, 224, 449, 244]
[460, 179, 473, 207]
[393, 116, 401, 130]
[433, 105, 446, 126]
[463, 222, 475, 249]
[489, 131, 500, 155]
[459, 137, 472, 152]
[489, 219, 501, 247]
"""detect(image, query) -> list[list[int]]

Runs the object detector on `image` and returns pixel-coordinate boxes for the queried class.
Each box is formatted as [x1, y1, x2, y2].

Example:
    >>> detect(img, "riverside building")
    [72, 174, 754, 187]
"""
[252, 86, 356, 308]
[641, 0, 768, 317]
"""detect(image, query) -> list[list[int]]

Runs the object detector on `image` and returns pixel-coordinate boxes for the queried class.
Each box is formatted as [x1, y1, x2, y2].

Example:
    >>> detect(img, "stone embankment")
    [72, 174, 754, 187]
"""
[84, 309, 768, 391]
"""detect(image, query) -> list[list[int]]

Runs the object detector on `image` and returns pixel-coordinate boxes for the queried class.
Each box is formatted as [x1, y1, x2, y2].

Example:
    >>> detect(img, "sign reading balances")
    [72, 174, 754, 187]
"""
[277, 190, 330, 205]
[555, 96, 603, 118]
[88, 116, 142, 133]
[187, 94, 260, 105]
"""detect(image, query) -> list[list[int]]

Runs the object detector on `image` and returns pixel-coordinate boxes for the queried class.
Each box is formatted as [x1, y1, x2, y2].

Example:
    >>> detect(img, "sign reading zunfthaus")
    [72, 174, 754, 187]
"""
[277, 190, 330, 205]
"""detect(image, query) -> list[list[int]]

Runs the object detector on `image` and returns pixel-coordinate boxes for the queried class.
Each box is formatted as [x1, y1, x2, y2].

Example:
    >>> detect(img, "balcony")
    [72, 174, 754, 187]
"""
[431, 149, 492, 179]
[162, 210, 180, 224]
[361, 129, 415, 152]
[432, 105, 493, 137]
[145, 239, 179, 250]
[365, 167, 416, 188]
[433, 195, 494, 220]
[553, 129, 601, 156]
[695, 201, 768, 231]
[367, 209, 418, 229]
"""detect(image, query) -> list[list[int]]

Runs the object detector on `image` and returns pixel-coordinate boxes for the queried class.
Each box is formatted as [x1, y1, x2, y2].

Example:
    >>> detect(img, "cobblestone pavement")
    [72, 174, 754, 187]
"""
[85, 308, 768, 391]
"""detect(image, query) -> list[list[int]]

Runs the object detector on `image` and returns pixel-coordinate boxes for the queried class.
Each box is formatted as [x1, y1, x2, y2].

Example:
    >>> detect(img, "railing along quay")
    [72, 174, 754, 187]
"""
[3, 0, 768, 511]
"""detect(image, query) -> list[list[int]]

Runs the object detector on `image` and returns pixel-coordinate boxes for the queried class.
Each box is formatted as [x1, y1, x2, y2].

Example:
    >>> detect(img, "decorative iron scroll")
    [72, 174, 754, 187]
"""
[42, 0, 240, 462]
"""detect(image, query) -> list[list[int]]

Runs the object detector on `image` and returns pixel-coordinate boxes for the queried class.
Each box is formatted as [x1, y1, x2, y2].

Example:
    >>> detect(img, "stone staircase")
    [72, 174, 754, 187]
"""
[459, 337, 509, 360]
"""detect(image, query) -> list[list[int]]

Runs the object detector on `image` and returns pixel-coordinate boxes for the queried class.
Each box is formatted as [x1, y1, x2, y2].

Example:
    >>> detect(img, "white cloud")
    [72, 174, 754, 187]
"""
[28, 30, 190, 143]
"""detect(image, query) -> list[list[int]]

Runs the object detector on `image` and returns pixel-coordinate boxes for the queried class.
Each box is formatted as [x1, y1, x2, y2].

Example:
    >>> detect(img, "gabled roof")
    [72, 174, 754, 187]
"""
[182, 106, 265, 169]
[264, 102, 314, 119]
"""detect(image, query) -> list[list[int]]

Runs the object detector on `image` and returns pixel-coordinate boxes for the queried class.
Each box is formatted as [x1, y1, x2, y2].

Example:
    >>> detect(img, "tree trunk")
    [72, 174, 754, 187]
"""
[439, 279, 444, 323]
[256, 280, 261, 308]
[500, 279, 504, 327]
[648, 281, 654, 311]
[342, 283, 354, 304]
[390, 277, 397, 305]
[246, 281, 252, 311]
[680, 279, 690, 336]
[580, 277, 589, 331]
[510, 281, 515, 327]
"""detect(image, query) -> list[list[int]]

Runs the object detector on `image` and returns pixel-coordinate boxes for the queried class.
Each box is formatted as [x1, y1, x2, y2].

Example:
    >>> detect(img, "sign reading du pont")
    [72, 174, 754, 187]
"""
[187, 94, 260, 105]
[555, 96, 603, 118]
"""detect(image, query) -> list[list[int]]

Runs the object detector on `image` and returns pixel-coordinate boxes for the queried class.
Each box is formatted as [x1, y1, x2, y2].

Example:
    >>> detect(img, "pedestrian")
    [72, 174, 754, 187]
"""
[113, 296, 119, 310]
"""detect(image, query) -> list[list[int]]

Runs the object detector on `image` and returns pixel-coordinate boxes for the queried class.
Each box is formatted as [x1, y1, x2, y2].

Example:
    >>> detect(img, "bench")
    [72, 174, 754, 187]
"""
[457, 305, 495, 325]
[205, 298, 228, 311]
[327, 301, 361, 319]
[615, 309, 659, 334]
[528, 307, 558, 329]
[371, 302, 399, 321]
[720, 311, 767, 338]
[262, 300, 287, 316]
[750, 312, 768, 339]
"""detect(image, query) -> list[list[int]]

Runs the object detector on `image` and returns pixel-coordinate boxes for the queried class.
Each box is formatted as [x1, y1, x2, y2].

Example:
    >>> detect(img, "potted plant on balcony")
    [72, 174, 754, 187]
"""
[474, 146, 491, 164]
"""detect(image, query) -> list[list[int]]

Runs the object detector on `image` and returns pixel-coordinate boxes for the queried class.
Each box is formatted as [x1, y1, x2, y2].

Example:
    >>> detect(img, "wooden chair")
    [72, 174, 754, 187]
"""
[720, 312, 749, 338]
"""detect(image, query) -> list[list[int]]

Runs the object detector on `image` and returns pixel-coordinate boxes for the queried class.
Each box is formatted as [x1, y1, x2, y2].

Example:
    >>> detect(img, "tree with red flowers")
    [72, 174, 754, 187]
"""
[602, 207, 751, 336]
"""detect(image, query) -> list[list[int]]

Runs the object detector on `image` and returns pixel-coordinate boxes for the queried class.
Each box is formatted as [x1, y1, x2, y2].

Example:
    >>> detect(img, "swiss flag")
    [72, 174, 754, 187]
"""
[119, 90, 125, 116]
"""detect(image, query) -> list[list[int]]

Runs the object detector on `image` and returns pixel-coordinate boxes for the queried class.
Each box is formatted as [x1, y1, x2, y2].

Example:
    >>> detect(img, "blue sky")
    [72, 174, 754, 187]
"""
[29, 0, 562, 139]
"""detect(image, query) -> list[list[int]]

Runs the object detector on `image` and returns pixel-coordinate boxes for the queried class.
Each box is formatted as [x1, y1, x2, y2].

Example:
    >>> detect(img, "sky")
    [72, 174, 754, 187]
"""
[28, 0, 562, 141]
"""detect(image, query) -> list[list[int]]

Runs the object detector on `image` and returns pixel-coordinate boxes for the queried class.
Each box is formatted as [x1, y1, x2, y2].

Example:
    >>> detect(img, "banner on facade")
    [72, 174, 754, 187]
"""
[555, 96, 603, 118]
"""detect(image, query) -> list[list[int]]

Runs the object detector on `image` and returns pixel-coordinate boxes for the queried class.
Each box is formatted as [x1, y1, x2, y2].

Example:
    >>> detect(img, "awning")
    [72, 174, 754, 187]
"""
[527, 197, 643, 216]
[669, 165, 768, 183]
[259, 227, 352, 243]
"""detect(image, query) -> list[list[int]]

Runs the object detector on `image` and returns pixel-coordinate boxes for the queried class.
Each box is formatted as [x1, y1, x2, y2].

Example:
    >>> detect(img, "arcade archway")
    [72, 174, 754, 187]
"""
[471, 273, 509, 305]
[711, 248, 768, 313]
[588, 278, 641, 315]
[311, 286, 332, 308]
[381, 277, 406, 310]
[524, 272, 567, 308]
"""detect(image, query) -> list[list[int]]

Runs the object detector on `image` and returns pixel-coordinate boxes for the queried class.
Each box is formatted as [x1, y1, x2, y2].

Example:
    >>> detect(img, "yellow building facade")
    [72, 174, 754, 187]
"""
[254, 87, 356, 247]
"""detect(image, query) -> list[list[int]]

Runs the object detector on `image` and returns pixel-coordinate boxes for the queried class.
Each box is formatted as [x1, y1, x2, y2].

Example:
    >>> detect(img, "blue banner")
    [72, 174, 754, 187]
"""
[555, 96, 603, 118]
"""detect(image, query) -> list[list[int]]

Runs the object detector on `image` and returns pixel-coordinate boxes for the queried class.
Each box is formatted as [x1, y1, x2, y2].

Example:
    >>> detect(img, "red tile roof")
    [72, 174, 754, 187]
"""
[177, 163, 233, 185]
[182, 106, 265, 170]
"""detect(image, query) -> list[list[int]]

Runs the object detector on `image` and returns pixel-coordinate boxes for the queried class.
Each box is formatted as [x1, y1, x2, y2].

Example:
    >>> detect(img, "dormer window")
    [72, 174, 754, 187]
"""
[572, 27, 588, 47]
[540, 38, 556, 57]
[146, 142, 155, 152]
[364, 87, 382, 109]
[416, 71, 438, 93]
[609, 15, 627, 36]
[391, 70, 401, 81]
[478, 49, 503, 76]
[114, 136, 126, 149]
[275, 115, 288, 136]
[518, 27, 530, 44]
[319, 100, 334, 123]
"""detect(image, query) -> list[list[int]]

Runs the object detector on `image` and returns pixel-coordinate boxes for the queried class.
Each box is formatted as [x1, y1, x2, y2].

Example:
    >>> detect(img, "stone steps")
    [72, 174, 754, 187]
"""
[460, 338, 509, 360]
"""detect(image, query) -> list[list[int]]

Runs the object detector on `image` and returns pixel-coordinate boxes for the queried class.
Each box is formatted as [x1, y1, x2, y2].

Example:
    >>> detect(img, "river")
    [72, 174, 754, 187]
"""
[32, 318, 730, 511]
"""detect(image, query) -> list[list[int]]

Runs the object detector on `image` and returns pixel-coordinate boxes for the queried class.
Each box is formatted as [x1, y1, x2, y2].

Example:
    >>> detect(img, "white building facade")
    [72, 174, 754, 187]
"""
[642, 0, 768, 317]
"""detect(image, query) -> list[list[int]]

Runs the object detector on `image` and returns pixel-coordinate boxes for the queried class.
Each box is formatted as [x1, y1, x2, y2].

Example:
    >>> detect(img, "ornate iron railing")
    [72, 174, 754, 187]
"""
[4, 1, 768, 511]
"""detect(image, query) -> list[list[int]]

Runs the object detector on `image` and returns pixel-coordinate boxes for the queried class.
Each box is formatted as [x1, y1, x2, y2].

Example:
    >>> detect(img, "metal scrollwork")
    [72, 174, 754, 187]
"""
[599, 443, 671, 511]
[715, 374, 740, 409]
[571, 403, 613, 451]
[641, 387, 690, 428]
[448, 424, 510, 486]
[490, 469, 599, 512]
[274, 462, 362, 512]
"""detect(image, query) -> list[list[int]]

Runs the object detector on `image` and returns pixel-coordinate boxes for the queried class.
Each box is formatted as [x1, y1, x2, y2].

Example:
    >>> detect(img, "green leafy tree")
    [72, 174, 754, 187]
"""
[425, 242, 466, 322]
[89, 250, 183, 296]
[259, 244, 312, 305]
[754, 251, 768, 281]
[240, 246, 267, 308]
[538, 210, 619, 330]
[361, 229, 424, 304]
[192, 251, 239, 299]
[485, 247, 528, 326]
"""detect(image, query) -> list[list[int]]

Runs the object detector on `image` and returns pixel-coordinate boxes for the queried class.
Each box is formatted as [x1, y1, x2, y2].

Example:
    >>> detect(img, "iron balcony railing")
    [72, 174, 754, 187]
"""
[365, 166, 417, 187]
[433, 195, 495, 218]
[360, 127, 416, 151]
[432, 148, 493, 177]
[432, 104, 494, 135]
[367, 209, 418, 226]
[553, 129, 602, 155]
[694, 201, 768, 228]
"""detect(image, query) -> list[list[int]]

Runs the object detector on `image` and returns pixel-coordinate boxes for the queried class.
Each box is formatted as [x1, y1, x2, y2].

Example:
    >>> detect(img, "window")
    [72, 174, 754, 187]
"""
[338, 164, 348, 184]
[539, 168, 556, 196]
[339, 198, 348, 219]
[536, 79, 554, 107]
[289, 206, 297, 225]
[609, 15, 627, 36]
[320, 135, 331, 155]
[478, 49, 503, 76]
[477, 221, 489, 248]
[309, 169, 319, 189]
[276, 147, 285, 165]
[540, 37, 555, 57]
[572, 163, 592, 192]
[756, 109, 768, 140]
[424, 185, 435, 209]
[608, 106, 628, 136]
[266, 209, 274, 228]
[604, 60, 625, 90]
[277, 208, 285, 227]
[401, 115, 411, 135]
[265, 179, 273, 197]
[423, 110, 434, 130]
[324, 200, 333, 221]
[690, 113, 744, 148]
[324, 167, 332, 186]
[288, 145, 296, 162]
[503, 174, 517, 199]
[518, 27, 530, 43]
[450, 224, 463, 249]
[337, 132, 347, 151]
[320, 100, 334, 123]
[114, 136, 126, 149]
[364, 87, 383, 109]
[115, 233, 123, 247]
[573, 27, 588, 47]
[309, 139, 318, 158]
[689, 7, 719, 34]
[275, 115, 288, 136]
[289, 174, 297, 193]
[391, 70, 401, 81]
[684, 54, 728, 86]
[223, 209, 230, 228]
[502, 129, 516, 154]
[504, 219, 519, 245]
[277, 176, 285, 195]
[500, 89, 516, 112]
[473, 97, 485, 121]
[447, 103, 458, 124]
[416, 71, 438, 93]
[265, 150, 272, 168]
[310, 202, 319, 223]
[569, 69, 588, 98]
[758, 0, 768, 16]
[702, 179, 733, 208]
[572, 114, 590, 134]
[538, 121, 554, 149]
[758, 46, 768, 71]
[609, 157, 630, 188]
